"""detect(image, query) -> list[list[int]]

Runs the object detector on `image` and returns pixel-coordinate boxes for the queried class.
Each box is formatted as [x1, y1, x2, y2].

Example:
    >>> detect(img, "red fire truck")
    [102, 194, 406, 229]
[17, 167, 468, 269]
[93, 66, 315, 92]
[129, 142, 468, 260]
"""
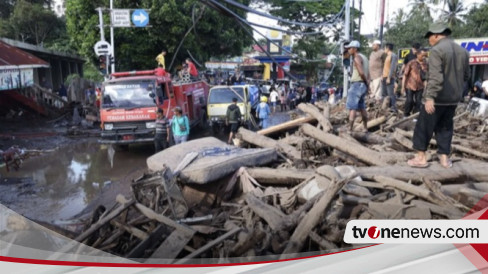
[99, 68, 209, 144]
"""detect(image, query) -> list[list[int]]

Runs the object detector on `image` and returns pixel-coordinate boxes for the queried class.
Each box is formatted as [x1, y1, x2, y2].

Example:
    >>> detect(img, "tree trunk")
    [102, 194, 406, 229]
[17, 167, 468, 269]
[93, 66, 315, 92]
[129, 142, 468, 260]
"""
[301, 123, 389, 166]
[246, 167, 314, 185]
[257, 115, 315, 136]
[357, 159, 488, 183]
[281, 175, 351, 258]
[297, 103, 332, 132]
[238, 127, 302, 160]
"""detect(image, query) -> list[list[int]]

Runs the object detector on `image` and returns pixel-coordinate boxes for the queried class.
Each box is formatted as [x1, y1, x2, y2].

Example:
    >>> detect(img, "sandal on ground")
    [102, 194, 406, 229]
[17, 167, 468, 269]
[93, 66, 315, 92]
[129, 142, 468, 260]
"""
[407, 158, 429, 168]
[440, 159, 453, 169]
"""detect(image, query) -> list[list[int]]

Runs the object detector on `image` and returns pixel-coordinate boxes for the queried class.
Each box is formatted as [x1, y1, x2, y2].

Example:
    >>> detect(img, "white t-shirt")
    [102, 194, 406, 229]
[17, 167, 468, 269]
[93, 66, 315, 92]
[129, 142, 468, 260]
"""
[482, 80, 488, 95]
[270, 91, 279, 102]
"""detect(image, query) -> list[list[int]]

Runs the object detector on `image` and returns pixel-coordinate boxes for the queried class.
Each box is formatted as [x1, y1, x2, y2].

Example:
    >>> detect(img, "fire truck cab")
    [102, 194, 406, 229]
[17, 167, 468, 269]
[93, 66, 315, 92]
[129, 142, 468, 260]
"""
[99, 69, 209, 144]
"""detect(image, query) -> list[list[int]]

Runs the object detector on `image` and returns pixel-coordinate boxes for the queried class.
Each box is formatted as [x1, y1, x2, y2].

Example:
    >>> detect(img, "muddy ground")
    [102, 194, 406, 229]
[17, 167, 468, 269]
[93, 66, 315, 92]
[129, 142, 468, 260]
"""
[0, 110, 292, 224]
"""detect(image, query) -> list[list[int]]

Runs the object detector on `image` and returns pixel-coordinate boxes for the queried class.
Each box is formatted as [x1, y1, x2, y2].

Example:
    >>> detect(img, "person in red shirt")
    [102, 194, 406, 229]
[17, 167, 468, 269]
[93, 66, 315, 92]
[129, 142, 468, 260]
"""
[186, 58, 198, 79]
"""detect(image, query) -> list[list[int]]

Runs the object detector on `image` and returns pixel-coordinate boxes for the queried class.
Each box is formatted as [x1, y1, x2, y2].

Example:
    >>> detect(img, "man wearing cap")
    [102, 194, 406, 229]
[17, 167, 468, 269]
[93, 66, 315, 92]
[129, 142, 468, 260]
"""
[369, 40, 385, 103]
[345, 40, 370, 132]
[408, 22, 470, 169]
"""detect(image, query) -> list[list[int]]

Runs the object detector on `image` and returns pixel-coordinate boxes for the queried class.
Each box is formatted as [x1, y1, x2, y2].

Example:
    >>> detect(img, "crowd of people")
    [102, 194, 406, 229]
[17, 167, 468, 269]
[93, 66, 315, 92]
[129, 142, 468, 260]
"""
[345, 22, 470, 169]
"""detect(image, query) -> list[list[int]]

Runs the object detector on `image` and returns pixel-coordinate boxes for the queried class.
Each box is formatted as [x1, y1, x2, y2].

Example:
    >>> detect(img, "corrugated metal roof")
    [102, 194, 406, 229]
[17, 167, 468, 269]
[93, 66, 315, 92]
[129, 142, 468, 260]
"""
[0, 40, 49, 69]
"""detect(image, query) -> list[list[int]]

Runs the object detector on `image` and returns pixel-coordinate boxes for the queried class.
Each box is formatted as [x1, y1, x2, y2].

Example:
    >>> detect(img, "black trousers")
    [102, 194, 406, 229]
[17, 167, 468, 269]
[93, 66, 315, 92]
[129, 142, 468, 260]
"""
[404, 89, 423, 116]
[412, 104, 456, 155]
[154, 135, 168, 152]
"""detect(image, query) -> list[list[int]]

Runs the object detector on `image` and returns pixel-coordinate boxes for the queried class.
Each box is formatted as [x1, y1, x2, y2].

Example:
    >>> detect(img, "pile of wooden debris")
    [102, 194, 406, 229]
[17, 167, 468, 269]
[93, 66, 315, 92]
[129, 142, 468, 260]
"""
[70, 100, 488, 263]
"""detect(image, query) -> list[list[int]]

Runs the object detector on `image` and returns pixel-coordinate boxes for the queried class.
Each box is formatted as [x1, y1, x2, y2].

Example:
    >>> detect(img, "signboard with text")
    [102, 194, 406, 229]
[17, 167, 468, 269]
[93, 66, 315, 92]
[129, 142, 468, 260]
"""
[111, 9, 131, 27]
[455, 38, 488, 65]
[0, 68, 33, 91]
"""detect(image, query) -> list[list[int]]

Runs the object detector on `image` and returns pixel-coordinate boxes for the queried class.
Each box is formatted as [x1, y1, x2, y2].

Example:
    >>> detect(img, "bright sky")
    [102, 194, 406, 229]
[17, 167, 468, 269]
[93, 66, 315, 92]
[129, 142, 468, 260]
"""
[247, 0, 485, 38]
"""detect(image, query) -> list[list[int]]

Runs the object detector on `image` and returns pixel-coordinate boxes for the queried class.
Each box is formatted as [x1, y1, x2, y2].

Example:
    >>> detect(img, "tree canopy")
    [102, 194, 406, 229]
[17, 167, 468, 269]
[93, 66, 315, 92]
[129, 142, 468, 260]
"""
[0, 0, 64, 46]
[65, 0, 253, 73]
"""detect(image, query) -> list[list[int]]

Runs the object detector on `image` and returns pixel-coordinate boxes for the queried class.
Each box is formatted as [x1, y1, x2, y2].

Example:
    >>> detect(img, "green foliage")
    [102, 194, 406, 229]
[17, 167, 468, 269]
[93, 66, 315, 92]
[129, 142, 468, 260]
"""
[66, 0, 253, 73]
[454, 2, 488, 38]
[384, 9, 433, 50]
[2, 0, 63, 45]
[264, 0, 345, 80]
[82, 62, 104, 83]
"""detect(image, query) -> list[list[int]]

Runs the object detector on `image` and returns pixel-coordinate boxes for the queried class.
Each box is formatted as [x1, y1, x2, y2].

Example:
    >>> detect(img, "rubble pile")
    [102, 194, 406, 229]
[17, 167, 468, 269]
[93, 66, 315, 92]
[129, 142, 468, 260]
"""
[70, 100, 488, 262]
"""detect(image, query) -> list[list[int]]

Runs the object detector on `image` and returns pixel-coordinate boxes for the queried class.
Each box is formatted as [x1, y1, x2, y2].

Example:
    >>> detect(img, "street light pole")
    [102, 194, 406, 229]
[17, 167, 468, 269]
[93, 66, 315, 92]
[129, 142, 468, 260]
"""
[110, 0, 115, 73]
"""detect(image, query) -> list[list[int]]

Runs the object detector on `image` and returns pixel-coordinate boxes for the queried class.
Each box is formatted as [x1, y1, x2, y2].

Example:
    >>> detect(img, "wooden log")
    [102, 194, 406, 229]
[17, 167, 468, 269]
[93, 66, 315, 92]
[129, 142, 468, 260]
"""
[383, 112, 419, 131]
[135, 203, 192, 232]
[350, 132, 388, 145]
[393, 130, 413, 149]
[301, 123, 389, 166]
[309, 231, 338, 250]
[396, 128, 488, 159]
[175, 227, 241, 263]
[373, 176, 459, 210]
[127, 225, 166, 258]
[246, 167, 314, 185]
[111, 220, 148, 241]
[410, 200, 464, 219]
[245, 194, 294, 231]
[354, 116, 387, 131]
[257, 115, 315, 136]
[297, 103, 332, 132]
[148, 228, 195, 261]
[280, 174, 354, 259]
[357, 159, 488, 182]
[238, 127, 302, 160]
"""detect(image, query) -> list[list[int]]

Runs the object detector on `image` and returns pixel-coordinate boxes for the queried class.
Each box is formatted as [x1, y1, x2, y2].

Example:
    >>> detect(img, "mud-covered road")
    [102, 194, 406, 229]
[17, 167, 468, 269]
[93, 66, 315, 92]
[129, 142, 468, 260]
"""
[0, 110, 294, 224]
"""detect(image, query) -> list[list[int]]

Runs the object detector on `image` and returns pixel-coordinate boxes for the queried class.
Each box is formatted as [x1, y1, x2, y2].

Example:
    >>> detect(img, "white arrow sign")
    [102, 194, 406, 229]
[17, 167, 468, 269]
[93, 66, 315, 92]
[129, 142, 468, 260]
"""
[133, 13, 147, 24]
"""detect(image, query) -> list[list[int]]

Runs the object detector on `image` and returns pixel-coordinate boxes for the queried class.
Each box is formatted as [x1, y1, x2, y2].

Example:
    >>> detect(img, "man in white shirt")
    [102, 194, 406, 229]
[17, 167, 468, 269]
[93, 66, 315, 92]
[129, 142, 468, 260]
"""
[269, 87, 279, 113]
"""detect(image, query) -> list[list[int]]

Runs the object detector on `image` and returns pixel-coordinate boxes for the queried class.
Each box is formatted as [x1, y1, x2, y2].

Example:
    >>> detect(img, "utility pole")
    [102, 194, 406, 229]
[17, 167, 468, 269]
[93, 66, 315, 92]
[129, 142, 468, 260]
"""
[110, 0, 115, 73]
[379, 0, 386, 43]
[359, 0, 362, 38]
[343, 0, 351, 98]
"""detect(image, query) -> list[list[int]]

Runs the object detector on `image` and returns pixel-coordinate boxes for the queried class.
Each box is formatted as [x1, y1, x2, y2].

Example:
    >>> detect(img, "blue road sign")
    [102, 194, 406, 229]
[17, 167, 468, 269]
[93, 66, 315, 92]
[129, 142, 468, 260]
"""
[132, 9, 149, 27]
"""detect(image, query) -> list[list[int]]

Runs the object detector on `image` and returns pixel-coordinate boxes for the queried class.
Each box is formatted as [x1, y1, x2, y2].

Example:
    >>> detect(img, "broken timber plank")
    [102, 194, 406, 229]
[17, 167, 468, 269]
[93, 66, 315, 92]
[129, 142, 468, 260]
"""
[297, 103, 332, 132]
[257, 115, 315, 136]
[175, 227, 241, 264]
[383, 113, 419, 131]
[301, 123, 389, 166]
[238, 127, 302, 160]
[246, 167, 314, 185]
[280, 173, 354, 259]
[246, 194, 294, 231]
[357, 159, 488, 182]
[148, 228, 196, 261]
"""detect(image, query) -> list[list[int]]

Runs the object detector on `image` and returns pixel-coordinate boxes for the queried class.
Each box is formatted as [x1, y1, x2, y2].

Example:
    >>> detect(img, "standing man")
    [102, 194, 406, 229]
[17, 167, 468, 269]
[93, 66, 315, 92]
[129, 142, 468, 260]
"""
[345, 40, 370, 132]
[269, 86, 279, 113]
[226, 98, 241, 144]
[369, 40, 385, 103]
[154, 108, 170, 152]
[186, 58, 198, 80]
[382, 43, 399, 112]
[408, 23, 470, 169]
[155, 50, 167, 69]
[403, 42, 421, 66]
[402, 48, 428, 116]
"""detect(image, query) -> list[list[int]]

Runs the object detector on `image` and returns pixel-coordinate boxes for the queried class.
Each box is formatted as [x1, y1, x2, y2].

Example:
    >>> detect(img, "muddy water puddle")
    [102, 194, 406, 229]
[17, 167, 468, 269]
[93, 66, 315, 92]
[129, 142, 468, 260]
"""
[0, 142, 153, 222]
